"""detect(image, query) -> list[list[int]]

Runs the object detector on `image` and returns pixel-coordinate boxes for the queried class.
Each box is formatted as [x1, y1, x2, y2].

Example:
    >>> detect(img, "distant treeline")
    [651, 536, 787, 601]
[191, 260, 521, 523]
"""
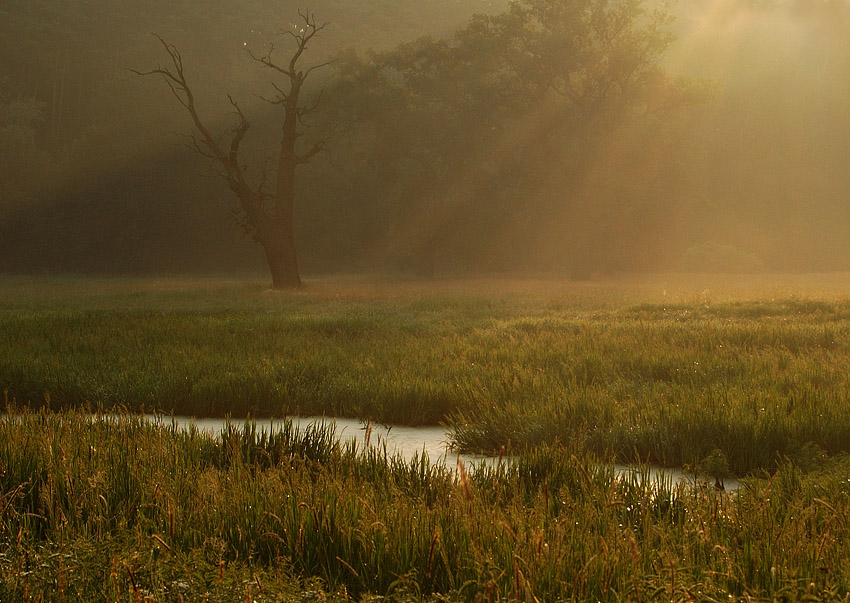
[1, 0, 849, 278]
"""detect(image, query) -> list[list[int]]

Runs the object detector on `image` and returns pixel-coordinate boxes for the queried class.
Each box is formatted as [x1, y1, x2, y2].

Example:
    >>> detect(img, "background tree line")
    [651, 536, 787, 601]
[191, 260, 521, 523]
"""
[1, 0, 849, 279]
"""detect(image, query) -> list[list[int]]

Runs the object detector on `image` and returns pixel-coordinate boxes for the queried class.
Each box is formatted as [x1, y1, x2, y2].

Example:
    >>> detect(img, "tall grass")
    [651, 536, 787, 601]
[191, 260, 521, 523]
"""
[2, 409, 850, 601]
[448, 306, 850, 474]
[4, 275, 850, 475]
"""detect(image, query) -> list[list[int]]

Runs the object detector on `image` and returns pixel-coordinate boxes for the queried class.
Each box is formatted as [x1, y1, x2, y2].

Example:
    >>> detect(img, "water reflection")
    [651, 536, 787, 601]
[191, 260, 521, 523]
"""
[148, 414, 493, 468]
[614, 464, 740, 492]
[146, 414, 739, 490]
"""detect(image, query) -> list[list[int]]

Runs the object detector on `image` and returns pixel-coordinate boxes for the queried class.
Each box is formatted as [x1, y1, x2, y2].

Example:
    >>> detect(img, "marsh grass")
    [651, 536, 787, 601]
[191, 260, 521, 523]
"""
[4, 275, 850, 475]
[2, 409, 850, 601]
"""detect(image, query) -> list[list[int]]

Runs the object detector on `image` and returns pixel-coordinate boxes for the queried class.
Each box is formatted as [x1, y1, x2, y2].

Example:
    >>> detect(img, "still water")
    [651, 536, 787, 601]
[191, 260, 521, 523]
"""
[146, 414, 739, 490]
[149, 414, 476, 465]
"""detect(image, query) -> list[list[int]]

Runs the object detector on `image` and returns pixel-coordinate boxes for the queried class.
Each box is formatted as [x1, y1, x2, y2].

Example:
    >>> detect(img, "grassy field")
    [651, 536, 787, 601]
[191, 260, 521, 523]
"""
[4, 274, 850, 600]
[4, 274, 850, 475]
[2, 409, 850, 601]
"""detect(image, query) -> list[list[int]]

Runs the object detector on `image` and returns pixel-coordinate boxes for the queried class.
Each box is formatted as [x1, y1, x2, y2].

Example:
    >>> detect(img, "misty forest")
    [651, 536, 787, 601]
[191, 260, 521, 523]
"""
[2, 0, 849, 279]
[4, 0, 850, 601]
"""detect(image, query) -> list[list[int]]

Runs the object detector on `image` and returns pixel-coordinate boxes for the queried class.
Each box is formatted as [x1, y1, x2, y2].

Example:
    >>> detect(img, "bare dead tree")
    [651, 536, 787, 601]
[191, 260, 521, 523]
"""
[132, 10, 331, 288]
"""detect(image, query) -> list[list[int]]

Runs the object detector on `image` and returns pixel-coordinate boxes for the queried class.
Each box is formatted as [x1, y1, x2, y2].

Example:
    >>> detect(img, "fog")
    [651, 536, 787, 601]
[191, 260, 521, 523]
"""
[1, 0, 848, 280]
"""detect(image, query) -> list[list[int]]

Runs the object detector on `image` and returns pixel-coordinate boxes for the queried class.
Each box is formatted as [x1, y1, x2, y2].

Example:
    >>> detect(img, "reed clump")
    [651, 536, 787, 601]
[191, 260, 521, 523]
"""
[2, 409, 850, 601]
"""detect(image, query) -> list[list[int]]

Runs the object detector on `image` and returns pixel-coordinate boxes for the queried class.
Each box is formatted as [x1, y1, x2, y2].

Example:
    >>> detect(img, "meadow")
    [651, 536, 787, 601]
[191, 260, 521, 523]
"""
[2, 409, 850, 601]
[3, 274, 850, 601]
[3, 274, 850, 475]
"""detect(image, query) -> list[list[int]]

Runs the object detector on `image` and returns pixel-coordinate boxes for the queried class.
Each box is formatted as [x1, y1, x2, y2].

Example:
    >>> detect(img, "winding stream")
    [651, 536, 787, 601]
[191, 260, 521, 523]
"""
[145, 414, 740, 491]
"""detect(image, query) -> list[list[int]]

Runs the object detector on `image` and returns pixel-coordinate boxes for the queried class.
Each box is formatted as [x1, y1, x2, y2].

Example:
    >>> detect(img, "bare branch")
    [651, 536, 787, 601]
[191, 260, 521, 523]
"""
[247, 46, 295, 78]
[270, 81, 290, 103]
[304, 59, 336, 78]
[130, 65, 191, 110]
[248, 10, 331, 78]
[226, 95, 250, 165]
[254, 91, 286, 106]
[132, 34, 229, 162]
[129, 35, 192, 107]
[287, 10, 329, 74]
[183, 133, 218, 159]
[253, 154, 275, 194]
[299, 89, 325, 119]
[295, 140, 326, 165]
[133, 33, 261, 203]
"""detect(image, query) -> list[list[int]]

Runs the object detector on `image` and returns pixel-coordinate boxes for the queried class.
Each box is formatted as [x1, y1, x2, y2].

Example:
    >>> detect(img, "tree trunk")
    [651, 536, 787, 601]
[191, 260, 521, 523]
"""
[266, 72, 306, 289]
[262, 236, 301, 289]
[234, 186, 302, 289]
